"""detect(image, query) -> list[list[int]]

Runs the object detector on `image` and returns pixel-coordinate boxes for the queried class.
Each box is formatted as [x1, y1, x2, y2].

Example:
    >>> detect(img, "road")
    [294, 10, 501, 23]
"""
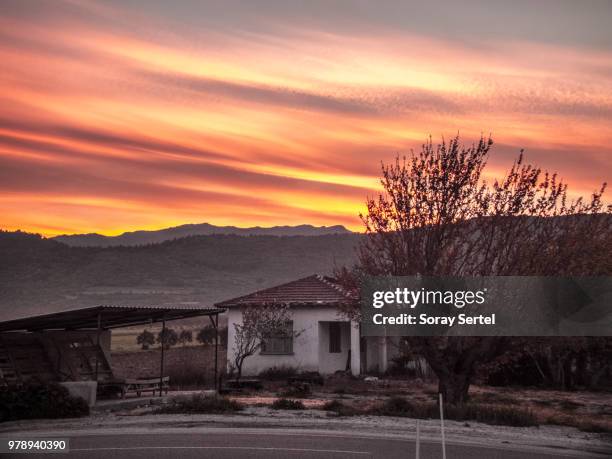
[2, 430, 600, 459]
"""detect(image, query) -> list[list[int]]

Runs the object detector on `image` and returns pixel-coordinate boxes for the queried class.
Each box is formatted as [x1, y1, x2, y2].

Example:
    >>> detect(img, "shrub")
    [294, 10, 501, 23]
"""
[558, 400, 583, 412]
[577, 422, 612, 434]
[375, 396, 416, 416]
[470, 392, 518, 405]
[322, 400, 358, 416]
[271, 398, 305, 410]
[546, 415, 612, 434]
[370, 397, 538, 427]
[259, 365, 298, 381]
[0, 383, 89, 422]
[386, 355, 417, 377]
[322, 400, 344, 411]
[444, 403, 538, 427]
[157, 394, 242, 414]
[279, 383, 311, 398]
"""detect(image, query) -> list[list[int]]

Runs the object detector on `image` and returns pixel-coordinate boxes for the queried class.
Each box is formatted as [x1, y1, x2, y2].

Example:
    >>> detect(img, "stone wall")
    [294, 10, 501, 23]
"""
[111, 345, 226, 389]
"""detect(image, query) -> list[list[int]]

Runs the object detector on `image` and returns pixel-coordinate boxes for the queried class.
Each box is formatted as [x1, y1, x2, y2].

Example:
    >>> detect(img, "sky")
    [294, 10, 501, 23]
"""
[1, 0, 611, 236]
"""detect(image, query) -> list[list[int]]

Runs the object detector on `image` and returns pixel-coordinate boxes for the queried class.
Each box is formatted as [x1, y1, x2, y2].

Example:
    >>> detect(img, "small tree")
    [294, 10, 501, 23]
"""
[157, 328, 178, 350]
[232, 304, 295, 382]
[196, 325, 216, 345]
[178, 329, 193, 347]
[136, 329, 155, 350]
[341, 134, 610, 404]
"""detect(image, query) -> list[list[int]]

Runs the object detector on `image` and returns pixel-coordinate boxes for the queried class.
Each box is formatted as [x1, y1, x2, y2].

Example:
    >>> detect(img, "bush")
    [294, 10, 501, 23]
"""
[322, 400, 358, 416]
[259, 365, 298, 381]
[0, 383, 89, 422]
[157, 394, 242, 414]
[375, 396, 416, 416]
[470, 392, 518, 406]
[271, 398, 305, 410]
[558, 400, 583, 412]
[443, 403, 538, 427]
[546, 415, 612, 434]
[279, 383, 311, 398]
[370, 396, 538, 427]
[577, 422, 612, 434]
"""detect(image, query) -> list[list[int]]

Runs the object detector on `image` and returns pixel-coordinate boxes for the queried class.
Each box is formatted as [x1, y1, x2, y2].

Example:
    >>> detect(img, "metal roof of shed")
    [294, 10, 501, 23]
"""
[0, 305, 224, 332]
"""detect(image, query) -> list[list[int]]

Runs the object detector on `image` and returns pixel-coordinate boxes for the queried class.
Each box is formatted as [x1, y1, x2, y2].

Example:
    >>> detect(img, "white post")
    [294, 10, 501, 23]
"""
[439, 393, 447, 459]
[415, 419, 420, 459]
[349, 321, 361, 376]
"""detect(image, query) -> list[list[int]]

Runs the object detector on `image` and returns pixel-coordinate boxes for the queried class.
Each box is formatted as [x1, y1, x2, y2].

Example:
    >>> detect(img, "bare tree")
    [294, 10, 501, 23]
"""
[340, 135, 610, 404]
[231, 304, 296, 381]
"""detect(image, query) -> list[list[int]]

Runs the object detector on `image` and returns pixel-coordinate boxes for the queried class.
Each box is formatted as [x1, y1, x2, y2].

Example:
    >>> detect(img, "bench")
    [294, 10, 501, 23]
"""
[121, 376, 170, 398]
[98, 376, 170, 398]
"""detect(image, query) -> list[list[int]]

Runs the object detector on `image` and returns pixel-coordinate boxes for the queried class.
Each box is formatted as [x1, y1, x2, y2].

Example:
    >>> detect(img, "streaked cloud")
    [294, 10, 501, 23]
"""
[0, 0, 610, 235]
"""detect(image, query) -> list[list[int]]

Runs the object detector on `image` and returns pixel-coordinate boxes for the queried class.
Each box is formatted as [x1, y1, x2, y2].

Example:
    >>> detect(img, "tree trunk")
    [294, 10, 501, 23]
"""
[437, 370, 471, 405]
[234, 357, 244, 382]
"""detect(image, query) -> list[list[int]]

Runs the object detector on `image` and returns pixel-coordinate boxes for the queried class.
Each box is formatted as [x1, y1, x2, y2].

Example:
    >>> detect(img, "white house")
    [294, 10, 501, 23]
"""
[216, 274, 398, 377]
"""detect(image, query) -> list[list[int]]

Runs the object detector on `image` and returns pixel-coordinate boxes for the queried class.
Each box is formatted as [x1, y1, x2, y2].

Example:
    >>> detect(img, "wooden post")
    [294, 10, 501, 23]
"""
[159, 317, 166, 397]
[415, 419, 420, 459]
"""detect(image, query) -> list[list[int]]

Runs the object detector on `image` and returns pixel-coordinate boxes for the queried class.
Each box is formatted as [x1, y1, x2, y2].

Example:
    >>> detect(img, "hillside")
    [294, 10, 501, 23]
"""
[52, 223, 352, 247]
[0, 230, 360, 321]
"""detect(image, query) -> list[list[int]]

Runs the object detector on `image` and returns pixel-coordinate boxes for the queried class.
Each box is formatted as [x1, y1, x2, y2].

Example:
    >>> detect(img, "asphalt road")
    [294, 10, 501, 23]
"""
[2, 431, 595, 459]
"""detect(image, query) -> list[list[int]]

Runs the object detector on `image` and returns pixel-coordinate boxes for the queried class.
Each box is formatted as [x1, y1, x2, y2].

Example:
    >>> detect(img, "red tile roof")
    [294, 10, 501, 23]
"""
[215, 274, 354, 308]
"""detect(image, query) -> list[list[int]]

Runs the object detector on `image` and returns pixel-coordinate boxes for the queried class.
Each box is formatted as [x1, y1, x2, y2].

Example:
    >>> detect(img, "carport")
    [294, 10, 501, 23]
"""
[0, 305, 225, 396]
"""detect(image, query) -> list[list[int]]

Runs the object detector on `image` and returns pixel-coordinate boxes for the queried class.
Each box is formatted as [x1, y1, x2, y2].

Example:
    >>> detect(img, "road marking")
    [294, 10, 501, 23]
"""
[70, 446, 371, 455]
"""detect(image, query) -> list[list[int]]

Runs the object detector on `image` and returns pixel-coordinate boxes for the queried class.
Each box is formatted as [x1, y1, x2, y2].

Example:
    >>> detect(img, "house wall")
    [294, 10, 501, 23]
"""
[226, 306, 351, 376]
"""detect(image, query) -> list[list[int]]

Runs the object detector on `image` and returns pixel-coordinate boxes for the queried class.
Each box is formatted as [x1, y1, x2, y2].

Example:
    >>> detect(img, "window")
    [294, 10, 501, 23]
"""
[329, 322, 341, 353]
[261, 321, 293, 355]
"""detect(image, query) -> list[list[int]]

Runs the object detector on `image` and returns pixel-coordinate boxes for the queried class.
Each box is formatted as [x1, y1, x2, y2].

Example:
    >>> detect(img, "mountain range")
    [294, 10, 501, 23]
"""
[52, 223, 353, 247]
[0, 228, 360, 321]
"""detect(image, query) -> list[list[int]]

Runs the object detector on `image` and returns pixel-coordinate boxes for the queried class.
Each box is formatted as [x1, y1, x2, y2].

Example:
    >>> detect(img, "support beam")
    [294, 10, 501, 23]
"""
[159, 317, 166, 397]
[350, 320, 361, 376]
[214, 313, 219, 391]
[94, 312, 102, 381]
[208, 313, 219, 391]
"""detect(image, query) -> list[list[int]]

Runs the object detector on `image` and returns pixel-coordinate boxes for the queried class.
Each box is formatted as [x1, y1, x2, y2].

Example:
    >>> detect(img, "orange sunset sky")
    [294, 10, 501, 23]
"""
[1, 0, 611, 236]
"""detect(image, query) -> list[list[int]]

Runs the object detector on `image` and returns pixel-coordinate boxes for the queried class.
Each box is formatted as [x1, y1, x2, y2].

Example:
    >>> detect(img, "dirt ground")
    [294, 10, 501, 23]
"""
[239, 376, 612, 433]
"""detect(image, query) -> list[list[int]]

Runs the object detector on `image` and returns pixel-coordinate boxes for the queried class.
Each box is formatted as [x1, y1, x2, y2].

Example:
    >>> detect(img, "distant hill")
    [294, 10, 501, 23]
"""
[0, 230, 360, 320]
[52, 223, 353, 247]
